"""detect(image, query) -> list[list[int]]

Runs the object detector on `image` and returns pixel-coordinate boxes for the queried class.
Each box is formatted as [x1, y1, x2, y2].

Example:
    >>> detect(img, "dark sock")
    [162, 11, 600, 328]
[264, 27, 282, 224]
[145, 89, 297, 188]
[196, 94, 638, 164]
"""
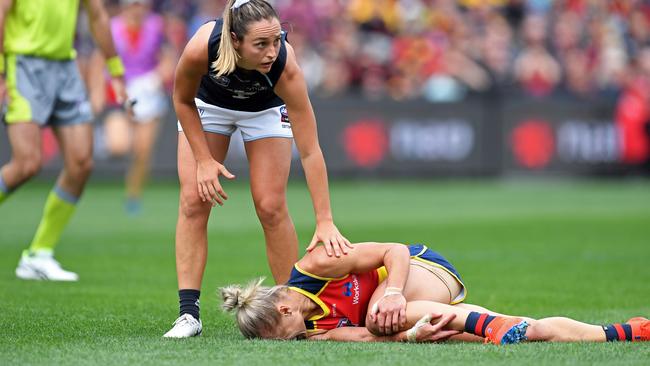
[179, 289, 201, 320]
[603, 323, 633, 341]
[464, 311, 497, 337]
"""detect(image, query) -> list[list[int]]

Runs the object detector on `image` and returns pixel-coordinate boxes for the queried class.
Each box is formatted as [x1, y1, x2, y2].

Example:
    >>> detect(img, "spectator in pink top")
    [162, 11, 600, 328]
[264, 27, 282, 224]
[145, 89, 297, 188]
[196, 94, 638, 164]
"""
[100, 0, 176, 215]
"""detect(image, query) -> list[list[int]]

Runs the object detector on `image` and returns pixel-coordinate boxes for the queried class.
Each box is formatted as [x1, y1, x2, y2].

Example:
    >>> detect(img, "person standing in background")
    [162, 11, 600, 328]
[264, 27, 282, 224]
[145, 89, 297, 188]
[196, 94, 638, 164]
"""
[0, 0, 127, 281]
[98, 0, 175, 215]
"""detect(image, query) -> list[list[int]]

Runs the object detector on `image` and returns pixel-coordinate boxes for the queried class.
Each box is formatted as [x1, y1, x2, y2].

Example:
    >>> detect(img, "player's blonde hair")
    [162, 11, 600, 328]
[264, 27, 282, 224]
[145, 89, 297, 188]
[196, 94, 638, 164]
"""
[212, 0, 279, 77]
[220, 277, 288, 338]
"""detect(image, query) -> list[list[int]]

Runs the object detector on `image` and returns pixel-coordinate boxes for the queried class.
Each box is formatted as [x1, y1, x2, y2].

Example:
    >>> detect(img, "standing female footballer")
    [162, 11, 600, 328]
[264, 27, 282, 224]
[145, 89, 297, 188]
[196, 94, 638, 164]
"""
[163, 0, 351, 338]
[221, 242, 650, 344]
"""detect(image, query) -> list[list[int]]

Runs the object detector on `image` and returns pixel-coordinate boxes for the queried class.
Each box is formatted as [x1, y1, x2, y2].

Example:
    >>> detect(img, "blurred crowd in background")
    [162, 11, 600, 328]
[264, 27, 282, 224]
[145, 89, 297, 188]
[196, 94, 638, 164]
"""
[76, 0, 650, 104]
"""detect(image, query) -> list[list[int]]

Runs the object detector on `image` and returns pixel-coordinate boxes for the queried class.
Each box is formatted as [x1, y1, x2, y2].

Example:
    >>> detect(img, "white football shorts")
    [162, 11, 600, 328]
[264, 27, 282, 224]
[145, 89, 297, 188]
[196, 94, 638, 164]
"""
[127, 71, 169, 123]
[177, 98, 293, 141]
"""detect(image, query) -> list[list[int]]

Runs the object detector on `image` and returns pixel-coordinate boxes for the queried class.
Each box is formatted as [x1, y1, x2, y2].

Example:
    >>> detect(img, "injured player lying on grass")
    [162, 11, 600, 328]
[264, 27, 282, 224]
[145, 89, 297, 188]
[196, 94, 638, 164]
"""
[220, 242, 650, 343]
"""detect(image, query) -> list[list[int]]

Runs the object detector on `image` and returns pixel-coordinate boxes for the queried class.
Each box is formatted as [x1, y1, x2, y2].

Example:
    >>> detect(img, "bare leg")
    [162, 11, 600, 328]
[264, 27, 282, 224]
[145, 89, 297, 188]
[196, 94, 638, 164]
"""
[453, 303, 606, 342]
[126, 118, 160, 200]
[175, 132, 229, 289]
[405, 301, 608, 343]
[53, 123, 94, 196]
[104, 111, 131, 157]
[1, 123, 42, 191]
[525, 317, 606, 342]
[245, 137, 297, 284]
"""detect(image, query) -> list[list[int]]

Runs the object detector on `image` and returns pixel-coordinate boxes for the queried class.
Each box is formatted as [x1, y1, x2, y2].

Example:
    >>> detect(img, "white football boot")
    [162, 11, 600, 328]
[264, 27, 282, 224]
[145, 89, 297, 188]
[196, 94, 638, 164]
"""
[163, 314, 203, 338]
[15, 250, 79, 281]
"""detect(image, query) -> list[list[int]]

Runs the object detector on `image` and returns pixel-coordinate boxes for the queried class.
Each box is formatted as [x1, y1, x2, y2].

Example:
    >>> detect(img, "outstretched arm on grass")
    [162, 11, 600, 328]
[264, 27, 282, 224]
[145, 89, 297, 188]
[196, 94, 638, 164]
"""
[308, 313, 459, 342]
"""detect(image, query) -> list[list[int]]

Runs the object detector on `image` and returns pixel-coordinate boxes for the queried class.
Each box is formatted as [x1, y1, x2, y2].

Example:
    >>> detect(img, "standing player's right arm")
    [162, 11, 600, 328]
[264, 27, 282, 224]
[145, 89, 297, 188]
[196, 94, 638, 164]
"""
[0, 0, 13, 102]
[174, 24, 234, 206]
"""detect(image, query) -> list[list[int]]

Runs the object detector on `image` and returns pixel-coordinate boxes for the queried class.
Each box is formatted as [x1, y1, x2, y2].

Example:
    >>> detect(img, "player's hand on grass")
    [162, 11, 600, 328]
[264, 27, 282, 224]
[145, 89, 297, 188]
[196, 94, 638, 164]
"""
[306, 221, 353, 257]
[369, 292, 407, 335]
[196, 159, 235, 206]
[415, 313, 461, 342]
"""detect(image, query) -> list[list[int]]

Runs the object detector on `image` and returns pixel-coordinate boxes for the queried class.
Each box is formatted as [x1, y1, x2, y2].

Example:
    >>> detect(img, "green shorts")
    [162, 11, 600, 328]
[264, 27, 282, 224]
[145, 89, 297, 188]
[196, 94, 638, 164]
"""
[3, 54, 93, 126]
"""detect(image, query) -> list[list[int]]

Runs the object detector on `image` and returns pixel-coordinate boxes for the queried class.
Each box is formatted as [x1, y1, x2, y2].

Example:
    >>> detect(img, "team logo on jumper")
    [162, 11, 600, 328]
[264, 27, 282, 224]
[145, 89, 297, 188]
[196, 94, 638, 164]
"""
[336, 318, 355, 328]
[343, 275, 360, 305]
[210, 71, 270, 99]
[280, 106, 290, 123]
[343, 282, 353, 297]
[232, 81, 268, 99]
[211, 74, 231, 87]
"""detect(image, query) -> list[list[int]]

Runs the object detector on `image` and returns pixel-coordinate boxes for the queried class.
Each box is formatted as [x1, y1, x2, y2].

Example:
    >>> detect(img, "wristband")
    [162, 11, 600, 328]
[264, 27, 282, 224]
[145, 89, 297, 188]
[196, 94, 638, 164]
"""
[106, 56, 125, 77]
[406, 314, 433, 342]
[384, 287, 403, 296]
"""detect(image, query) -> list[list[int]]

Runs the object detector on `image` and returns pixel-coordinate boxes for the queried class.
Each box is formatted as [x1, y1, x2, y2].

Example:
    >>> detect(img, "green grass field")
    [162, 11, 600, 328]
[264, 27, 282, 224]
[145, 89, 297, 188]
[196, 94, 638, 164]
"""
[1, 179, 649, 365]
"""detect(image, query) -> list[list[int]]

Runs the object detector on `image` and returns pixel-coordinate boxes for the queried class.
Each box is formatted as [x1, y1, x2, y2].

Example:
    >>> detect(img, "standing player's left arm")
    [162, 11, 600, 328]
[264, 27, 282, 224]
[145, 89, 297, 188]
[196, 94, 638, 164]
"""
[83, 0, 126, 104]
[274, 43, 352, 257]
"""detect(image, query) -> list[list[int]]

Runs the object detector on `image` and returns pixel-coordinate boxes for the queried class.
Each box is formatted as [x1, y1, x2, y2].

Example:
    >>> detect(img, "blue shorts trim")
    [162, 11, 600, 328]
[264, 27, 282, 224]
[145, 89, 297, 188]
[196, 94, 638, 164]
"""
[408, 244, 467, 304]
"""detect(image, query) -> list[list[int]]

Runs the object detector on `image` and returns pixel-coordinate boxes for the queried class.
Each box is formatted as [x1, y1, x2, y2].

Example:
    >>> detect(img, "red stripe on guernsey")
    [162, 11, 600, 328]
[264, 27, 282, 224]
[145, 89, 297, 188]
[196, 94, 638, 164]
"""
[474, 314, 489, 337]
[613, 324, 626, 341]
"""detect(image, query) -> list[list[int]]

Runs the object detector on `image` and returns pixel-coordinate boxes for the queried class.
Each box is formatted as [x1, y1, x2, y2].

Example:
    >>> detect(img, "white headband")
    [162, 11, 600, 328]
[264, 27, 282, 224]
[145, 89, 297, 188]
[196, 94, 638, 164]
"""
[231, 0, 252, 10]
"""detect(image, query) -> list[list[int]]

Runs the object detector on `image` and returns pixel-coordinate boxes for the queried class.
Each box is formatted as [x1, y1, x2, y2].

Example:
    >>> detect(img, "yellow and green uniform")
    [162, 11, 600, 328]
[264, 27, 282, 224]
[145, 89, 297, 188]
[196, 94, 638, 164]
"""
[2, 0, 92, 125]
[4, 0, 81, 60]
[1, 0, 91, 254]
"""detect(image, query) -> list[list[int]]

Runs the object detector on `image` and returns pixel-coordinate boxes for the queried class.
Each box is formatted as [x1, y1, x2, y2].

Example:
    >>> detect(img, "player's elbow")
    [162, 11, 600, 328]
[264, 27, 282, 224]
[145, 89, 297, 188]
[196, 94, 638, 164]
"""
[389, 244, 411, 258]
[172, 91, 195, 110]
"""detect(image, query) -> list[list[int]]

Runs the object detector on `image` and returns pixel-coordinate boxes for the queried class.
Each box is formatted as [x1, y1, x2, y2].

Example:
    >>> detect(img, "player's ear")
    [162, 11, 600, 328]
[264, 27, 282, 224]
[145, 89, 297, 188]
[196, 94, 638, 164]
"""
[231, 32, 240, 49]
[278, 305, 292, 316]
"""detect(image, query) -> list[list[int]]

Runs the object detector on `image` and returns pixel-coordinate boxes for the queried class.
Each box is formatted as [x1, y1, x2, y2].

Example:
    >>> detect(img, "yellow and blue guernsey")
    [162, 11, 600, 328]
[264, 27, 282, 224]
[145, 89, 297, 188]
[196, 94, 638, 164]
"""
[4, 0, 81, 60]
[287, 244, 466, 332]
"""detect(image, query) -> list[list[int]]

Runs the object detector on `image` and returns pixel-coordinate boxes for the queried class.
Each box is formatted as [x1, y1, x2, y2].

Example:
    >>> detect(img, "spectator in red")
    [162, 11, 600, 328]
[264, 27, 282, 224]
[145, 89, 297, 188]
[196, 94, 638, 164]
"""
[513, 14, 561, 97]
[616, 47, 650, 166]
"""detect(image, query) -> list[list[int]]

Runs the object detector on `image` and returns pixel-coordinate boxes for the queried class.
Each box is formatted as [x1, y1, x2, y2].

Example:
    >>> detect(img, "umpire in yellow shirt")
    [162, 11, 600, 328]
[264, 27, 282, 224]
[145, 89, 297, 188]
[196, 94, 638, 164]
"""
[0, 0, 128, 281]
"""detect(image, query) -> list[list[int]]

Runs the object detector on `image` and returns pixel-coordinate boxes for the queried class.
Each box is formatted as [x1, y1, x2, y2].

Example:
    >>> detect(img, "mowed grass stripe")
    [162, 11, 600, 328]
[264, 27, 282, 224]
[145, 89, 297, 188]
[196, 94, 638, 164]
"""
[1, 180, 649, 365]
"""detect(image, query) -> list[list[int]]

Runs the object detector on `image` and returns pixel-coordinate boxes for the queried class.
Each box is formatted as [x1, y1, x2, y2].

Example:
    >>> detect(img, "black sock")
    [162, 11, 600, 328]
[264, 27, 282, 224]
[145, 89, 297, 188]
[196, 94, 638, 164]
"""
[179, 289, 201, 320]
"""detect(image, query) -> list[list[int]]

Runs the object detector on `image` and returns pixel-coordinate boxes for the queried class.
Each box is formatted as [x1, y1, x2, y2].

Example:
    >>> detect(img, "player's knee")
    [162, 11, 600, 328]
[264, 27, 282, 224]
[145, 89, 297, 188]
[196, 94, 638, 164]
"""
[522, 318, 550, 341]
[254, 198, 287, 228]
[15, 154, 43, 179]
[68, 155, 94, 179]
[179, 190, 210, 219]
[132, 148, 153, 164]
[108, 142, 130, 157]
[81, 156, 94, 175]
